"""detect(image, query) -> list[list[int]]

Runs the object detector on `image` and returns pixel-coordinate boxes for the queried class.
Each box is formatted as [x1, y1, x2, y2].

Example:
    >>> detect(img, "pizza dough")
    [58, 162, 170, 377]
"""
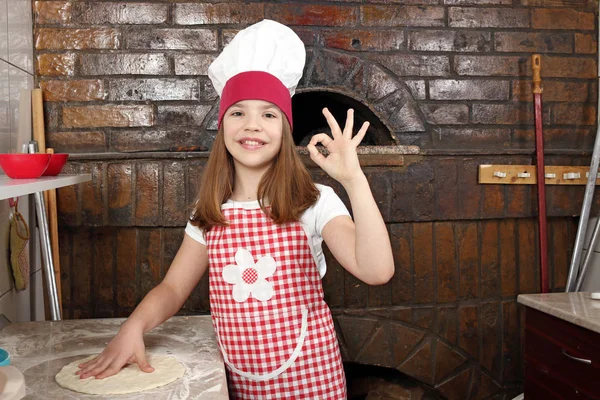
[55, 355, 185, 395]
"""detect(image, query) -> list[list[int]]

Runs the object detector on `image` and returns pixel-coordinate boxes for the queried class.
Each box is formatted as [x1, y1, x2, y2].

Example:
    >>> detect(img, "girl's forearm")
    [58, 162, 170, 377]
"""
[120, 282, 185, 335]
[342, 174, 394, 285]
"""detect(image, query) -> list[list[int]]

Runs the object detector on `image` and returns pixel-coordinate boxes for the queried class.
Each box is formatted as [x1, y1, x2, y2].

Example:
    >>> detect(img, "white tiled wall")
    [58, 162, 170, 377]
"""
[9, 68, 32, 150]
[0, 0, 7, 63]
[0, 0, 44, 323]
[7, 0, 33, 74]
[0, 60, 9, 151]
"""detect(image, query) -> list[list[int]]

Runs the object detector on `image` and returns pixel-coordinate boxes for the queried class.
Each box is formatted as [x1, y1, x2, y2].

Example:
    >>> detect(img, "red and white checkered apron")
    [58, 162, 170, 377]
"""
[206, 204, 346, 399]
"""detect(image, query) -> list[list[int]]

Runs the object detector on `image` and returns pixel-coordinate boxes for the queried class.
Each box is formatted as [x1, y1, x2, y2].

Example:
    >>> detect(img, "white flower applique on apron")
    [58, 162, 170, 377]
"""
[222, 249, 276, 302]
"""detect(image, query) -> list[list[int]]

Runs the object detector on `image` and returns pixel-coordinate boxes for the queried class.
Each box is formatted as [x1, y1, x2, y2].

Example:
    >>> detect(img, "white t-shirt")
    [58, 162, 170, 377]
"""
[185, 184, 350, 278]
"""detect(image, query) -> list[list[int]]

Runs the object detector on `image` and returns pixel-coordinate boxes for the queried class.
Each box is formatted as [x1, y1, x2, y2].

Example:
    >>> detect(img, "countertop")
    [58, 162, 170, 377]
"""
[518, 292, 600, 334]
[1, 315, 228, 399]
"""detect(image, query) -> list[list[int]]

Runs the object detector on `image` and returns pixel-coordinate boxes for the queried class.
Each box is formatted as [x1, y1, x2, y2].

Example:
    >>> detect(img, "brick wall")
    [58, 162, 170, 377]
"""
[35, 1, 598, 398]
[34, 0, 598, 152]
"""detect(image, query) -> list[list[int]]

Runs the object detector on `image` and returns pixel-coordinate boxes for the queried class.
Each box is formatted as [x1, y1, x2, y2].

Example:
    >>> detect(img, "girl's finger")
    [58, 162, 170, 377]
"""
[134, 351, 154, 373]
[343, 109, 354, 139]
[96, 355, 132, 379]
[77, 356, 101, 375]
[352, 121, 370, 145]
[306, 143, 327, 169]
[309, 133, 333, 149]
[80, 357, 113, 379]
[322, 108, 342, 139]
[78, 357, 97, 370]
[95, 364, 123, 380]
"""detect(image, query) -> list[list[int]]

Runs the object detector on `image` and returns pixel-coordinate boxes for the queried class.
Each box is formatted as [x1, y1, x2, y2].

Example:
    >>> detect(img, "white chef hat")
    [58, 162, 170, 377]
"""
[208, 19, 306, 130]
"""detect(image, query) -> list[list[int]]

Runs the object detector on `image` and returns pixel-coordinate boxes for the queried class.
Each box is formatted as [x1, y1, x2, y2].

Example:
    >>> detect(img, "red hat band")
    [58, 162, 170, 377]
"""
[218, 71, 293, 130]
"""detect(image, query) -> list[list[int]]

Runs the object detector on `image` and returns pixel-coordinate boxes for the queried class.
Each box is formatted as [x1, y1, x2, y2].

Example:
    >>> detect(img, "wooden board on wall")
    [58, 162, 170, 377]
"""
[479, 165, 598, 185]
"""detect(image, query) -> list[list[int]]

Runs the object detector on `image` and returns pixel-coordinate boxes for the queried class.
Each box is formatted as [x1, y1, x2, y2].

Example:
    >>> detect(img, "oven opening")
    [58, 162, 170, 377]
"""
[292, 90, 394, 146]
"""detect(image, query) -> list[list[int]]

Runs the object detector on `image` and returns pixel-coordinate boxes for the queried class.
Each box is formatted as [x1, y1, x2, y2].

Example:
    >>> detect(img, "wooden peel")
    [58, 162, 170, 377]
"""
[32, 88, 63, 318]
[32, 89, 46, 151]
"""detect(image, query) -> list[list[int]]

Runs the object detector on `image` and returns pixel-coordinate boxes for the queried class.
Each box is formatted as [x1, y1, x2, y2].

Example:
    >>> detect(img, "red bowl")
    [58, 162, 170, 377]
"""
[0, 154, 52, 179]
[42, 153, 69, 176]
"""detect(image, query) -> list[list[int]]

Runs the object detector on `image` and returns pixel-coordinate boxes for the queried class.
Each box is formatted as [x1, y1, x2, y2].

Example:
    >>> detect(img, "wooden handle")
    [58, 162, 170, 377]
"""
[532, 54, 542, 94]
[46, 148, 63, 317]
[32, 89, 46, 152]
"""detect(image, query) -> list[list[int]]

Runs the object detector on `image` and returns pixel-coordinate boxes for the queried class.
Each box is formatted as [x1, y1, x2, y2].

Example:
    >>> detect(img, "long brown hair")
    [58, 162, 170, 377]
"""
[190, 116, 319, 231]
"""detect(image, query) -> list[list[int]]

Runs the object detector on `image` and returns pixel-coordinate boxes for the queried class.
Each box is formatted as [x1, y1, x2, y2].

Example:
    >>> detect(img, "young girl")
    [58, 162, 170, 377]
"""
[77, 20, 394, 399]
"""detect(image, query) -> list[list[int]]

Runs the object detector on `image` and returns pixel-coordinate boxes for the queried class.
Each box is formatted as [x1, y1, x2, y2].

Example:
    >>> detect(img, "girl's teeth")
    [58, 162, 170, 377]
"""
[244, 140, 261, 145]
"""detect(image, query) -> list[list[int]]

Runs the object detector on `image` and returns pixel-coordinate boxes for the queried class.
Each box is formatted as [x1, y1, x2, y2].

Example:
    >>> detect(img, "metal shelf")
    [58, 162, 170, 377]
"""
[0, 174, 91, 200]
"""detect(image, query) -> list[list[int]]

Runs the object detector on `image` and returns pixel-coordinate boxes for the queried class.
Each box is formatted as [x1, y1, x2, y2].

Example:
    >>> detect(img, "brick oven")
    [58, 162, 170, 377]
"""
[34, 1, 599, 398]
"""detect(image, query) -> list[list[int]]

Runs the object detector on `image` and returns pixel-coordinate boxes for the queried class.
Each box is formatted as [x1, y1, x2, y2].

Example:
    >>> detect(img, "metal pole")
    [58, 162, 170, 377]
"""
[34, 191, 61, 320]
[566, 20, 600, 292]
[575, 217, 600, 291]
[566, 129, 600, 292]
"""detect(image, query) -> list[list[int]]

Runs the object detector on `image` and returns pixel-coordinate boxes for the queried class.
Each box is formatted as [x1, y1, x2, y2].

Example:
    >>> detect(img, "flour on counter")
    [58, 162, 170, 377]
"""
[55, 354, 185, 395]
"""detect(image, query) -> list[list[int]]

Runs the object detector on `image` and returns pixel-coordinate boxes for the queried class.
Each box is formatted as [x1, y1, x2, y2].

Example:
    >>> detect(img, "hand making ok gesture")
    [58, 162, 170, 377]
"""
[306, 108, 369, 187]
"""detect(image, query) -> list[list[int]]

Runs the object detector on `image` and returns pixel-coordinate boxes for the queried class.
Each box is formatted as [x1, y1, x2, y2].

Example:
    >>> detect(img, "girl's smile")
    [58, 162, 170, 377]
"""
[238, 137, 267, 150]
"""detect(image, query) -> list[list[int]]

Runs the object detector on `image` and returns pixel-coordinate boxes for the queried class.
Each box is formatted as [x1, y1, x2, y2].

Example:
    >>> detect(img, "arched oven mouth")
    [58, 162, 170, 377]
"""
[292, 89, 396, 146]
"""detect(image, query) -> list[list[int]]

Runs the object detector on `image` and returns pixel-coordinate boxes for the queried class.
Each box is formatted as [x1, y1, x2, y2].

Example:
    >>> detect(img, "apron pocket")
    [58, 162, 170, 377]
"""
[214, 307, 309, 381]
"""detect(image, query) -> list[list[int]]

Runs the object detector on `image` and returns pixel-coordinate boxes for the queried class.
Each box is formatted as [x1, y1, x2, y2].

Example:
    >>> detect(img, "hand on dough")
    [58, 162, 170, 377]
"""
[76, 328, 154, 379]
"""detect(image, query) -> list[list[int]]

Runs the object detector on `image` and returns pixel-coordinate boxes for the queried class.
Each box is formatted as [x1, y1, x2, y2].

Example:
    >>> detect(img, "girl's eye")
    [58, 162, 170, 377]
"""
[264, 112, 277, 118]
[230, 111, 242, 117]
